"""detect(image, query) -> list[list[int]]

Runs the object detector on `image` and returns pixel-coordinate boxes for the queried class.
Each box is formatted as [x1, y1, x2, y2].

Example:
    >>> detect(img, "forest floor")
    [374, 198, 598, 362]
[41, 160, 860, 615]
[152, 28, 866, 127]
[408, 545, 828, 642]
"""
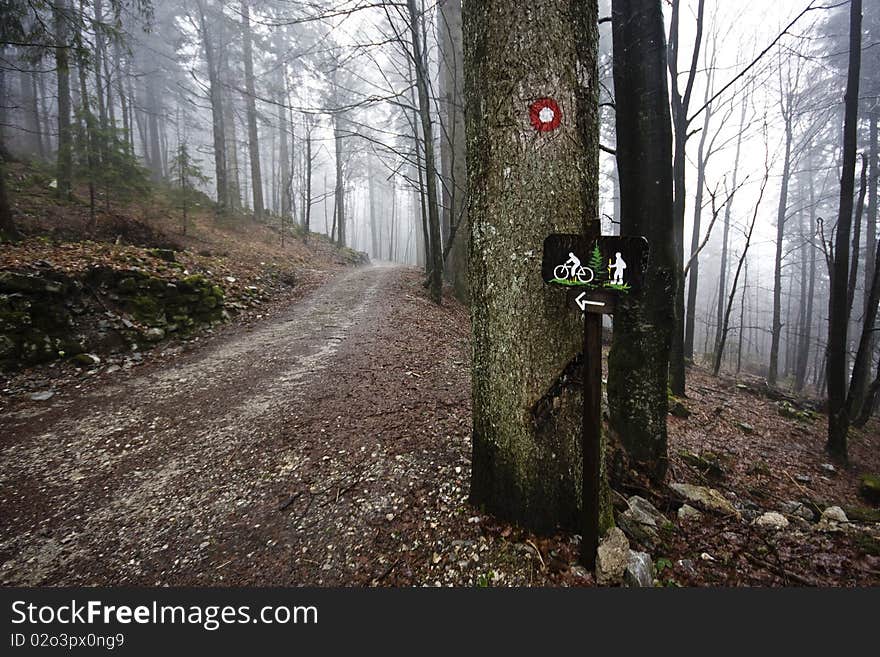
[2, 262, 879, 587]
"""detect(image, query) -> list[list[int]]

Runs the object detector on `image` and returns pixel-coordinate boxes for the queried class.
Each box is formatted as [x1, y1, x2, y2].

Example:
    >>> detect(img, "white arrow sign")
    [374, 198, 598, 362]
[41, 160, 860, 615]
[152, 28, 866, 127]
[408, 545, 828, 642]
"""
[576, 291, 606, 312]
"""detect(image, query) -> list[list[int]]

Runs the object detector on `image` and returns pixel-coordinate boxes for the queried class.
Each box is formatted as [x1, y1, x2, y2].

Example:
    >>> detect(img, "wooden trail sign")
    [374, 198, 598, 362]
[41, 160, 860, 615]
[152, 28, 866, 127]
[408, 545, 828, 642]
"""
[542, 235, 649, 314]
[542, 233, 649, 569]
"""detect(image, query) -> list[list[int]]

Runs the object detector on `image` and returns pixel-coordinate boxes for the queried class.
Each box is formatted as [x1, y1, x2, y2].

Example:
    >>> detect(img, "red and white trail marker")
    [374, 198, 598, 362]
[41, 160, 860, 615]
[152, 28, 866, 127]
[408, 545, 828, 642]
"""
[529, 98, 562, 132]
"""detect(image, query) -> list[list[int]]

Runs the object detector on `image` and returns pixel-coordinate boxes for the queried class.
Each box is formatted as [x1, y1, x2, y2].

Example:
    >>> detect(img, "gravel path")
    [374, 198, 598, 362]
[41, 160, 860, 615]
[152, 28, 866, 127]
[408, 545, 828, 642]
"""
[0, 263, 475, 586]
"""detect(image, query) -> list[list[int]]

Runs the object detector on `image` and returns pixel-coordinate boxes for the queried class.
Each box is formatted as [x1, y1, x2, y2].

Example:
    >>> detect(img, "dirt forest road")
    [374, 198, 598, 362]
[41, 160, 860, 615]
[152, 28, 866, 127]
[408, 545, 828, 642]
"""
[0, 264, 478, 586]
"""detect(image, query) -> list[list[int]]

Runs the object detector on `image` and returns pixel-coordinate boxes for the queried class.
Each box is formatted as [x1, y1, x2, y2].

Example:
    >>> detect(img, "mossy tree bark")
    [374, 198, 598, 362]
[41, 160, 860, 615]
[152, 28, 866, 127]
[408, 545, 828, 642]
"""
[465, 0, 611, 533]
[607, 0, 675, 483]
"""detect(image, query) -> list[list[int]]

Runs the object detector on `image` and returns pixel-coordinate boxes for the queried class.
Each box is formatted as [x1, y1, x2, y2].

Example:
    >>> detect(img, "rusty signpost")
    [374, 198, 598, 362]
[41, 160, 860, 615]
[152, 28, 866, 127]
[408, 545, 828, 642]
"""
[542, 234, 649, 569]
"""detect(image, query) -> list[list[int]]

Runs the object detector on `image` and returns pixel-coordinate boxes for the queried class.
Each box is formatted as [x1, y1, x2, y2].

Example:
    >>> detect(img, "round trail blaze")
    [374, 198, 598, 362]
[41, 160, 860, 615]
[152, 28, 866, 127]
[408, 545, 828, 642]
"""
[529, 98, 562, 132]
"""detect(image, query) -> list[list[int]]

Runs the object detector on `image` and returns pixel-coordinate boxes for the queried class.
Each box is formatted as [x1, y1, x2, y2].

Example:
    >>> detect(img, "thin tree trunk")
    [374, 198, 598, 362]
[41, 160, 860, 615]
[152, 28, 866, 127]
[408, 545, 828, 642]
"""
[684, 71, 714, 361]
[407, 0, 443, 303]
[241, 1, 264, 220]
[769, 115, 792, 387]
[715, 145, 770, 376]
[852, 106, 879, 412]
[53, 0, 73, 201]
[333, 114, 345, 246]
[304, 124, 312, 238]
[847, 154, 868, 321]
[369, 161, 379, 257]
[74, 5, 97, 228]
[438, 0, 468, 301]
[736, 259, 748, 375]
[826, 0, 862, 461]
[715, 94, 747, 362]
[196, 0, 228, 215]
[667, 0, 706, 396]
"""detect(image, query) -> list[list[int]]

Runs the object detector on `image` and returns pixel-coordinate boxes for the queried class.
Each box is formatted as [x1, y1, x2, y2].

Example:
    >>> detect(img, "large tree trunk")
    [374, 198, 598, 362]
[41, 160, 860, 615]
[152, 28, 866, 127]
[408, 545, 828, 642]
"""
[465, 0, 610, 532]
[438, 0, 468, 302]
[826, 0, 862, 461]
[607, 0, 676, 483]
[407, 0, 443, 303]
[196, 0, 228, 215]
[241, 2, 264, 220]
[53, 0, 73, 201]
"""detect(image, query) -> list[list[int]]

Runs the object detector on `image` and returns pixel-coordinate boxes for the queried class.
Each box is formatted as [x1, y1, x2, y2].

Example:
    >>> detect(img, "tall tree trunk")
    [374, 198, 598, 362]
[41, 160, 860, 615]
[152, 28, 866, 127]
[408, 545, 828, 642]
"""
[196, 0, 228, 215]
[74, 5, 97, 228]
[53, 0, 73, 201]
[848, 227, 880, 421]
[852, 106, 879, 413]
[388, 179, 396, 260]
[369, 161, 379, 257]
[146, 73, 162, 182]
[223, 97, 241, 212]
[92, 0, 108, 136]
[715, 144, 770, 376]
[406, 48, 430, 272]
[241, 2, 264, 220]
[438, 0, 468, 302]
[768, 117, 792, 387]
[667, 0, 705, 396]
[407, 0, 443, 303]
[736, 259, 748, 375]
[683, 87, 712, 362]
[333, 114, 345, 247]
[0, 151, 20, 241]
[826, 0, 862, 461]
[304, 124, 312, 237]
[847, 155, 868, 324]
[795, 154, 818, 392]
[465, 0, 610, 532]
[714, 94, 746, 362]
[608, 0, 676, 483]
[278, 78, 290, 220]
[20, 68, 43, 157]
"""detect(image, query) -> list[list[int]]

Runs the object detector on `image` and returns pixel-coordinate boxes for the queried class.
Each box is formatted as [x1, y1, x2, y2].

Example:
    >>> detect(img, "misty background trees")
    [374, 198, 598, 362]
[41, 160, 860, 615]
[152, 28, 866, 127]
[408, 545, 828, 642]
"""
[1, 0, 878, 474]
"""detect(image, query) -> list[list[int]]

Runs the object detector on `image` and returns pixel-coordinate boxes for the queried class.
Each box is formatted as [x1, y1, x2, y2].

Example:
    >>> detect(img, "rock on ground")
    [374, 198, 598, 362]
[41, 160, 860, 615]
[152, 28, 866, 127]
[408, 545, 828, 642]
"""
[670, 482, 740, 517]
[596, 527, 630, 586]
[678, 504, 703, 522]
[617, 496, 667, 548]
[624, 550, 654, 587]
[818, 506, 849, 532]
[752, 512, 789, 530]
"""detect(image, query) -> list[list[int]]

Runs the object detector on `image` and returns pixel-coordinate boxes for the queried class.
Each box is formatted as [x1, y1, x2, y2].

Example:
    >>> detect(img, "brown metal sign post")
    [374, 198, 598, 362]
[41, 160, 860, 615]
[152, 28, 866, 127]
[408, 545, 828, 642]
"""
[542, 235, 648, 569]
